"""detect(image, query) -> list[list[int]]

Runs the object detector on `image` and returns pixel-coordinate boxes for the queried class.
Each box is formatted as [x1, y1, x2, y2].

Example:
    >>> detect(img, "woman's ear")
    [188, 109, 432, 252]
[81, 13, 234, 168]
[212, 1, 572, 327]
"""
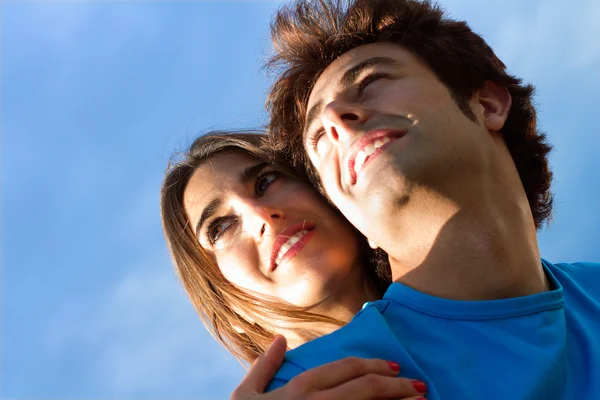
[474, 81, 512, 132]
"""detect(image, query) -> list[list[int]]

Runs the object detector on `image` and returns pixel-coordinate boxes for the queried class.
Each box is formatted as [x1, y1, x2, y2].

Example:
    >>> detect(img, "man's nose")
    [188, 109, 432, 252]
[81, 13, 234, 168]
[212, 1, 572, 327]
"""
[322, 100, 368, 144]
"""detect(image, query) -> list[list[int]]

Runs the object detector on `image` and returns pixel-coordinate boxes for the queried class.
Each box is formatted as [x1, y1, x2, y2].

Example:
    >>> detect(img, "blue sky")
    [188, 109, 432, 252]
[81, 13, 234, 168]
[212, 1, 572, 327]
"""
[2, 0, 599, 398]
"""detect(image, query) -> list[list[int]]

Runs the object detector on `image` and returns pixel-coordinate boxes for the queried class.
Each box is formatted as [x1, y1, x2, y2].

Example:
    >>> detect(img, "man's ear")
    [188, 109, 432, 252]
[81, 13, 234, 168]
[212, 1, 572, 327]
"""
[474, 81, 512, 132]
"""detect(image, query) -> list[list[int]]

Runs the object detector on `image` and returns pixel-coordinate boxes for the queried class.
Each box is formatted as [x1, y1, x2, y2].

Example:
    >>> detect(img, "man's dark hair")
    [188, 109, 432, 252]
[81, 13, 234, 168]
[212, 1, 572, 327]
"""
[266, 0, 553, 229]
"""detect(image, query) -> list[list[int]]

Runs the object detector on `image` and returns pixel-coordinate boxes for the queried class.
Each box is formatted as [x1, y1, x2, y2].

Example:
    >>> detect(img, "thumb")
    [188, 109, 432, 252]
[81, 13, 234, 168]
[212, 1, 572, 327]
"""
[232, 335, 287, 398]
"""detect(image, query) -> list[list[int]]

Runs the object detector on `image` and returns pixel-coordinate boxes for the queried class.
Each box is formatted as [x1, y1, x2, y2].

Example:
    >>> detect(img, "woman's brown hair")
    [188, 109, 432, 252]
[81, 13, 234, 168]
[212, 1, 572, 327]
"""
[160, 131, 390, 364]
[266, 0, 553, 229]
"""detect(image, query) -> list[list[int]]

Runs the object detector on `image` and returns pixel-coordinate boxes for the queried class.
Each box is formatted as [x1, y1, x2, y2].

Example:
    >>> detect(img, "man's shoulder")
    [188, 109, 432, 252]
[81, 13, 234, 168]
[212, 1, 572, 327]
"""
[544, 259, 600, 299]
[545, 259, 600, 280]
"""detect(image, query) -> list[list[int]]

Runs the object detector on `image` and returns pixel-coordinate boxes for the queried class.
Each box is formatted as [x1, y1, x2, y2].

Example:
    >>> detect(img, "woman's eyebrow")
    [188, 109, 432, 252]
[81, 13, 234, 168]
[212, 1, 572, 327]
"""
[238, 162, 268, 185]
[196, 198, 222, 240]
[195, 162, 268, 240]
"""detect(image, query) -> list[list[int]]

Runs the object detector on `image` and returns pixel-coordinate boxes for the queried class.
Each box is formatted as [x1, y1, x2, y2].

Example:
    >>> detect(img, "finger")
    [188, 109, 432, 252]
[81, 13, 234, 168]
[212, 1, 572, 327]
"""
[287, 357, 401, 392]
[314, 375, 428, 400]
[233, 335, 287, 397]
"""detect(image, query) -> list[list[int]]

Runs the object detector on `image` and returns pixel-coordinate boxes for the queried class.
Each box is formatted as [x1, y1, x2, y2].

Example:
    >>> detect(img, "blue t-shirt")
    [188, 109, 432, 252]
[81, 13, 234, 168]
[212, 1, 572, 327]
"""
[267, 260, 600, 399]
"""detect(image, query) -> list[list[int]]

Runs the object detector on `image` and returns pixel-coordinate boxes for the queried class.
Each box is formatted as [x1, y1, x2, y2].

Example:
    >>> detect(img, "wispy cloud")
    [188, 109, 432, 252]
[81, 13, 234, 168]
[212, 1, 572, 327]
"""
[494, 0, 600, 80]
[48, 261, 244, 398]
[4, 0, 598, 398]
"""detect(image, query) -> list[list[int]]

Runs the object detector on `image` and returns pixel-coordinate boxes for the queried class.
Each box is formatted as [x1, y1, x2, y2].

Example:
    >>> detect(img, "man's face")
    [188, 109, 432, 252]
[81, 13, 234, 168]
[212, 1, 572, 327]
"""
[304, 42, 487, 247]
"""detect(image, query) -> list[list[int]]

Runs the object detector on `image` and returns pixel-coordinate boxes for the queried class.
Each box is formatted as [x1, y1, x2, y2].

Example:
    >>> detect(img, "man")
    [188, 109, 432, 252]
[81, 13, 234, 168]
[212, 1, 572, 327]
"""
[251, 0, 599, 398]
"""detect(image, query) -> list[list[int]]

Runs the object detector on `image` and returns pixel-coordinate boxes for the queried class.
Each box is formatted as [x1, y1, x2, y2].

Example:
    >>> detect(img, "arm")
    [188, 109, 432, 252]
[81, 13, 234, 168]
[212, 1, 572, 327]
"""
[231, 335, 427, 400]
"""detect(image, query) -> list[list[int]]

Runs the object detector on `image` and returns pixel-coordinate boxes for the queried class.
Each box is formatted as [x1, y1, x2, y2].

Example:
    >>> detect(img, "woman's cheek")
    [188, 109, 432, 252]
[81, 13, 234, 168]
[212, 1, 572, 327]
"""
[216, 242, 251, 285]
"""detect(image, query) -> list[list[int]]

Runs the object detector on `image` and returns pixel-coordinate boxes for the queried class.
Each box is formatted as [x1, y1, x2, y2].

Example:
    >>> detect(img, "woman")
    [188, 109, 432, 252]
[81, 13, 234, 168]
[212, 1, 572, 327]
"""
[161, 130, 390, 358]
[161, 131, 428, 399]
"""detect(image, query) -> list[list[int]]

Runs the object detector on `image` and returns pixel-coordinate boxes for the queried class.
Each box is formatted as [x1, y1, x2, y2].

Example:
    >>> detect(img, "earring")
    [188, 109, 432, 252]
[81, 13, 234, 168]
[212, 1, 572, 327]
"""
[368, 239, 378, 249]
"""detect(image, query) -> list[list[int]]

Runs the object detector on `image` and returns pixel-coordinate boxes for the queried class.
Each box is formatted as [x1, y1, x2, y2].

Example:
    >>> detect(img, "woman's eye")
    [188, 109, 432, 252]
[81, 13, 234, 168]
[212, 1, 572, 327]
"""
[207, 217, 237, 244]
[255, 171, 280, 196]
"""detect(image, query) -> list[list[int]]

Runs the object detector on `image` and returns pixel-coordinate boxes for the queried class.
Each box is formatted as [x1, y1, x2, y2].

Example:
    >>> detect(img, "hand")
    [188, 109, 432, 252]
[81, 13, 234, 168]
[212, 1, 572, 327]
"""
[231, 335, 288, 400]
[230, 335, 427, 400]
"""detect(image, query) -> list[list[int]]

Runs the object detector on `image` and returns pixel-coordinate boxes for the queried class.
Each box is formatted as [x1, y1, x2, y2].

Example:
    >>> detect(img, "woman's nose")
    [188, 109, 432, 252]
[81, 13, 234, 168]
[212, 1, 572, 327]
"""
[255, 207, 282, 239]
[239, 200, 284, 239]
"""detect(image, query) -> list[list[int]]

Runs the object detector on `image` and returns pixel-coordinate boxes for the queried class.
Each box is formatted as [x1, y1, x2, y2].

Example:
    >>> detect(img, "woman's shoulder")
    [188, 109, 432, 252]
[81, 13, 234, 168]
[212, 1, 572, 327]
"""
[267, 304, 403, 390]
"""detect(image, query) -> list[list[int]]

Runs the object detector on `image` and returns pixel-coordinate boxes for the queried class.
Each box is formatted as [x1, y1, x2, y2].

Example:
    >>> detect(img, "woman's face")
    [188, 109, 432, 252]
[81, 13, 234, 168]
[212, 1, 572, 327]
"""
[183, 151, 361, 307]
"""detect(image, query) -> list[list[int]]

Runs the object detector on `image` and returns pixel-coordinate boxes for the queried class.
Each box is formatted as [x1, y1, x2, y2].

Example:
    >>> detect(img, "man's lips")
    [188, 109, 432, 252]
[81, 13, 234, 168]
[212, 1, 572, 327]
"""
[347, 129, 406, 185]
[270, 222, 316, 271]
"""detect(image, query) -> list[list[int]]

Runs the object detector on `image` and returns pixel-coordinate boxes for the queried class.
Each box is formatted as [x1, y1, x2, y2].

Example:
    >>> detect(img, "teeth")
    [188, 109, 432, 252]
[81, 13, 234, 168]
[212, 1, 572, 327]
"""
[374, 136, 391, 149]
[279, 243, 291, 256]
[275, 230, 308, 264]
[289, 233, 302, 247]
[354, 150, 367, 173]
[353, 137, 393, 175]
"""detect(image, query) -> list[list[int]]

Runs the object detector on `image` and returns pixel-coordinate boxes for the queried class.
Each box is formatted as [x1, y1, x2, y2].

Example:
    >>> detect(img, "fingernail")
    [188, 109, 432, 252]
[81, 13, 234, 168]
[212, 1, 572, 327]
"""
[386, 361, 400, 372]
[412, 380, 427, 393]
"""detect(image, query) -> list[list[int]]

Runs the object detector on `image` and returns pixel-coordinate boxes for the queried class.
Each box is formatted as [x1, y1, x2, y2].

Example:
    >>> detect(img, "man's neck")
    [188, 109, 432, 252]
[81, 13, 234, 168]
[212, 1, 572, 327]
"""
[384, 188, 549, 301]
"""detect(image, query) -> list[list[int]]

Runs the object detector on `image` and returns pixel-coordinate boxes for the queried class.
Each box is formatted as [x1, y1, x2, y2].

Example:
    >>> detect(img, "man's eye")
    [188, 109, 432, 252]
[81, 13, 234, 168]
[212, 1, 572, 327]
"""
[256, 171, 281, 196]
[207, 217, 237, 244]
[358, 73, 389, 96]
[308, 128, 325, 152]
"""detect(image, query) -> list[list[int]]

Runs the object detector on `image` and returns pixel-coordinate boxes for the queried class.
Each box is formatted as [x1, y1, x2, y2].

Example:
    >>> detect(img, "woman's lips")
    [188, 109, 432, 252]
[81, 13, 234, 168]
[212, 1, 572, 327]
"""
[270, 223, 316, 271]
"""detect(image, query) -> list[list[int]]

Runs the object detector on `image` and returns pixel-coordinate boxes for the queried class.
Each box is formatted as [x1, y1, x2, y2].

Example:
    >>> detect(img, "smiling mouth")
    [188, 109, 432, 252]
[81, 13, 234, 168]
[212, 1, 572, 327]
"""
[348, 130, 406, 185]
[270, 223, 316, 271]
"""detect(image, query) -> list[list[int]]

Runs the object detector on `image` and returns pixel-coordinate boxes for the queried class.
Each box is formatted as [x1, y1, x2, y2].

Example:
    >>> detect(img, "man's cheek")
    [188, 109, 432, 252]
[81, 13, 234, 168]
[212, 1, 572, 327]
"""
[308, 152, 322, 176]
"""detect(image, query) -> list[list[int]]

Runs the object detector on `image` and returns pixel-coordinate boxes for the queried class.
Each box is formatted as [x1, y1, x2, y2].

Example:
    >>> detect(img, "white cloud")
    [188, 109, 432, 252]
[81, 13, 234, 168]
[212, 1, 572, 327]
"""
[48, 261, 245, 398]
[570, 0, 600, 69]
[16, 3, 94, 45]
[8, 2, 161, 47]
[96, 267, 242, 395]
[493, 0, 600, 80]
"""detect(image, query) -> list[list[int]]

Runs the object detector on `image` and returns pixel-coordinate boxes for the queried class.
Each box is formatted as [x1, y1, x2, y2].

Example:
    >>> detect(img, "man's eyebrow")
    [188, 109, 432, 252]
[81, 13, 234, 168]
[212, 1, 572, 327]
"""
[304, 57, 399, 135]
[196, 198, 222, 240]
[339, 56, 399, 89]
[304, 100, 323, 137]
[194, 162, 268, 240]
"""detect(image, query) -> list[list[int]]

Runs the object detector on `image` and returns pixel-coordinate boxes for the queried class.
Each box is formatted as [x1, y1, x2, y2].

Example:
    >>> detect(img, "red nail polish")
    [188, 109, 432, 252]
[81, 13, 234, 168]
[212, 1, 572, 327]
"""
[412, 380, 427, 393]
[386, 361, 400, 372]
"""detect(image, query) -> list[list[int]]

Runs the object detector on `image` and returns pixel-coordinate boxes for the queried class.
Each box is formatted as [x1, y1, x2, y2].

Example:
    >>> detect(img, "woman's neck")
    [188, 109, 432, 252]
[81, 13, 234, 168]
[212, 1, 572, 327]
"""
[285, 262, 381, 349]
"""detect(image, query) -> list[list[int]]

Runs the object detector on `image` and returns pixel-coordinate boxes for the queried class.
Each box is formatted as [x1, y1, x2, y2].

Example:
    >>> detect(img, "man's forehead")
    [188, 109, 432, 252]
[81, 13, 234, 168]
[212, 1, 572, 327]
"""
[308, 42, 405, 106]
[309, 47, 363, 102]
